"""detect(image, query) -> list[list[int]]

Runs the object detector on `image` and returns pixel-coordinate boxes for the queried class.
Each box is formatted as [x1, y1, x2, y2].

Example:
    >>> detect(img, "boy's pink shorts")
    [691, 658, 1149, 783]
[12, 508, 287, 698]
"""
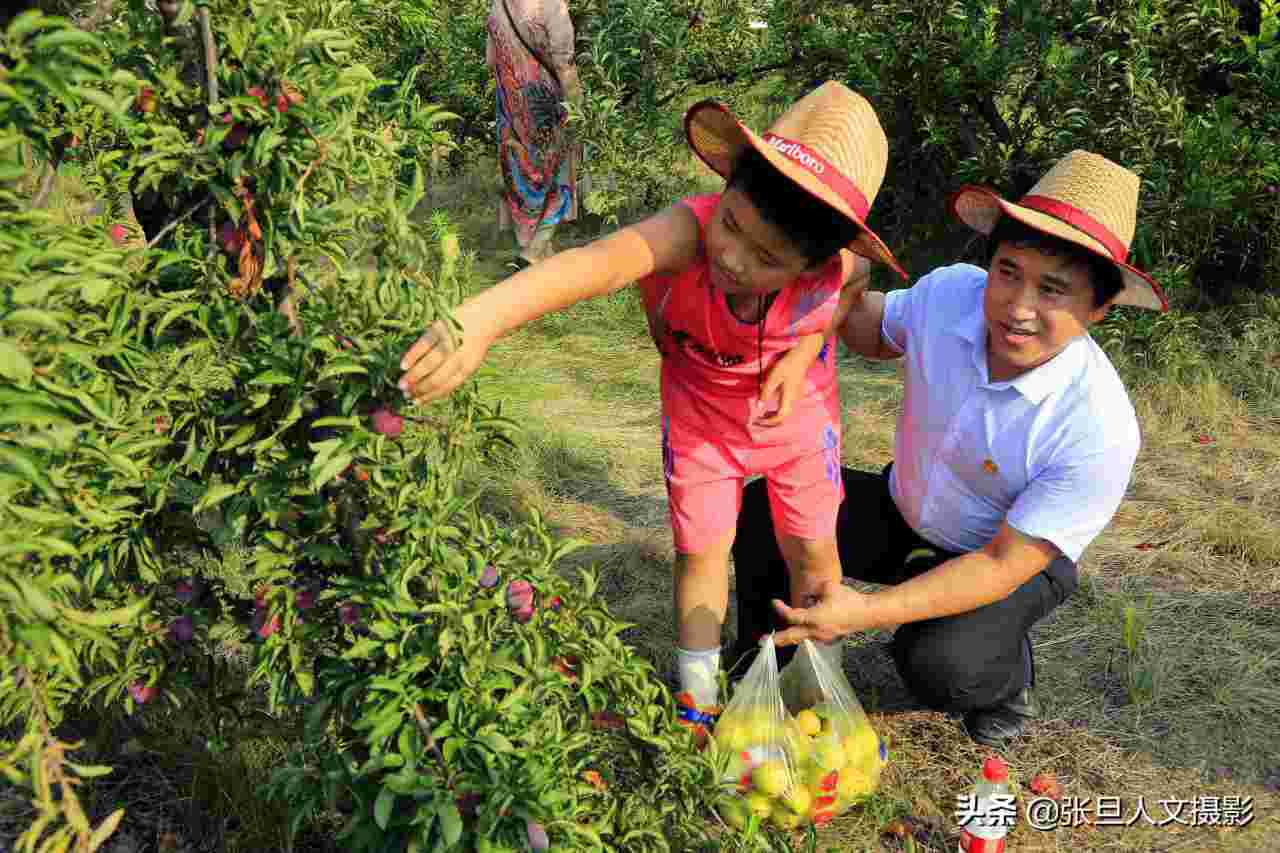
[660, 391, 844, 555]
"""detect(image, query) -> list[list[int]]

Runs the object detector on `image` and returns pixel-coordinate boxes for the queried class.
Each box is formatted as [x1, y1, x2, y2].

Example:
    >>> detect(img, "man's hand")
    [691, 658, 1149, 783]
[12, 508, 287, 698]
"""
[398, 303, 498, 404]
[770, 579, 875, 646]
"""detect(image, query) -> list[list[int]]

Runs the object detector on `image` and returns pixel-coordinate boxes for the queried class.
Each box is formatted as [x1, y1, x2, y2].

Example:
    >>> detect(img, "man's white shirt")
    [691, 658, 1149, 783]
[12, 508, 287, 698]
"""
[879, 263, 1139, 563]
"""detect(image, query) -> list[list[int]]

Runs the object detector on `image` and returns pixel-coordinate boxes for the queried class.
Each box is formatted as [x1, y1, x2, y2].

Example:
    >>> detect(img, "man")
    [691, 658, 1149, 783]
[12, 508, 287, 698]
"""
[727, 150, 1168, 747]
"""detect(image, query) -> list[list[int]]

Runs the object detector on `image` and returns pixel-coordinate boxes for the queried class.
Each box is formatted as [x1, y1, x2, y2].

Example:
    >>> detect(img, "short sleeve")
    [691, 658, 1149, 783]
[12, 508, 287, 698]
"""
[1006, 434, 1139, 563]
[880, 264, 986, 357]
[880, 282, 917, 354]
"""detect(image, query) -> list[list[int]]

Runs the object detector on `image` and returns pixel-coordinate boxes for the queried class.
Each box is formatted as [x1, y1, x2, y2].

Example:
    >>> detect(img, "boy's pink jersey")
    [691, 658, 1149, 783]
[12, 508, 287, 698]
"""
[639, 194, 848, 552]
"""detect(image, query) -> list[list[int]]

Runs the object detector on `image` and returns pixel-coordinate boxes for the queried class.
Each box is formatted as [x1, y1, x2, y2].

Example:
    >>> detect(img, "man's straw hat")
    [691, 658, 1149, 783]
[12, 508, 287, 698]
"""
[684, 81, 906, 279]
[949, 150, 1167, 311]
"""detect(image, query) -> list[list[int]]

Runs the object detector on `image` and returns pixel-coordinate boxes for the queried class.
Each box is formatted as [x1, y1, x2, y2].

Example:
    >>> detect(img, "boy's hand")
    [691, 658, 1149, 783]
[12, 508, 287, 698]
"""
[398, 303, 498, 403]
[754, 334, 825, 427]
[754, 348, 809, 427]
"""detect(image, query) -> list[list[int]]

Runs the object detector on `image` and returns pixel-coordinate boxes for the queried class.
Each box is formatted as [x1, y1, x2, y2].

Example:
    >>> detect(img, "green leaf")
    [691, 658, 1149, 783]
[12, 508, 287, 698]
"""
[0, 444, 59, 500]
[250, 369, 293, 385]
[63, 762, 113, 779]
[374, 786, 395, 830]
[219, 423, 257, 451]
[294, 668, 314, 696]
[310, 452, 352, 491]
[0, 339, 34, 385]
[0, 537, 78, 559]
[6, 9, 49, 42]
[0, 401, 73, 429]
[479, 732, 514, 754]
[318, 359, 368, 381]
[33, 28, 100, 52]
[3, 309, 69, 335]
[343, 636, 381, 659]
[6, 505, 74, 526]
[59, 595, 149, 628]
[87, 808, 124, 852]
[437, 800, 463, 846]
[194, 482, 241, 513]
[11, 576, 60, 620]
[48, 629, 83, 684]
[70, 85, 128, 120]
[152, 302, 201, 339]
[304, 696, 332, 735]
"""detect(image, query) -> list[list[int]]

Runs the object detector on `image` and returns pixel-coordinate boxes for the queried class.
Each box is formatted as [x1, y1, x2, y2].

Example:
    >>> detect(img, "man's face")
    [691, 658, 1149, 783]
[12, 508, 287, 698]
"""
[983, 242, 1112, 382]
[704, 189, 820, 297]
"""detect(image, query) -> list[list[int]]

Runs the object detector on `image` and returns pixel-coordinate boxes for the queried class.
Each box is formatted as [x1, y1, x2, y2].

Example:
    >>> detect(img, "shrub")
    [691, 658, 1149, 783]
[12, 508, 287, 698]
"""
[0, 5, 731, 852]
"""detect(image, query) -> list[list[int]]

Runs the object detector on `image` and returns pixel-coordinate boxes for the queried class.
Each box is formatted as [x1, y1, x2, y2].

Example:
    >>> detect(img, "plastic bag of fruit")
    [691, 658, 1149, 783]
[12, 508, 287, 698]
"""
[710, 634, 808, 831]
[776, 639, 887, 825]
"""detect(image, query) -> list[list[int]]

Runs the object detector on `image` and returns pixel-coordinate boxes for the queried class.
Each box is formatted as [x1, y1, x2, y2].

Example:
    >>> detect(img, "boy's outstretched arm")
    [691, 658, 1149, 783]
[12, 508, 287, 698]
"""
[399, 204, 701, 402]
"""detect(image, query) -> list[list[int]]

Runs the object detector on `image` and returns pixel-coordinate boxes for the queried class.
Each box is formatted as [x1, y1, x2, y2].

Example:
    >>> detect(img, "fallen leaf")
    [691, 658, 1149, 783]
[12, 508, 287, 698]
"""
[1029, 772, 1062, 799]
[884, 818, 911, 838]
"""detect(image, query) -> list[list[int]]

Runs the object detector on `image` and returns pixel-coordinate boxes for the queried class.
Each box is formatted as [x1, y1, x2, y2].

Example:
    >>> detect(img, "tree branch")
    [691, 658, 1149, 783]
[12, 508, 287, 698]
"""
[197, 7, 219, 104]
[967, 92, 1013, 145]
[30, 158, 59, 209]
[145, 197, 210, 249]
[647, 58, 799, 109]
[197, 6, 219, 267]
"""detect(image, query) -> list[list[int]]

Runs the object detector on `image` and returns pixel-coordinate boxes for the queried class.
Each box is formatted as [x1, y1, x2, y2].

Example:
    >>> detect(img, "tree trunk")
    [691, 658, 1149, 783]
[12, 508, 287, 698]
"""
[30, 161, 58, 208]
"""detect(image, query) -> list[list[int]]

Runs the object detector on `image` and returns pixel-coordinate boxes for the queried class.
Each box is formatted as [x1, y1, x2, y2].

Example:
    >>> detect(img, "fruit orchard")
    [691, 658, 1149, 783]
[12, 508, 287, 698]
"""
[2, 1, 1278, 852]
[0, 2, 735, 851]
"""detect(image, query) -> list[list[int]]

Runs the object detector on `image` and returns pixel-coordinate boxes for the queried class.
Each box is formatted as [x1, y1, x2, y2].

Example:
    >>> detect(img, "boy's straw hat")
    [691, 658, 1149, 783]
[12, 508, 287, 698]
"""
[949, 150, 1167, 311]
[684, 81, 906, 279]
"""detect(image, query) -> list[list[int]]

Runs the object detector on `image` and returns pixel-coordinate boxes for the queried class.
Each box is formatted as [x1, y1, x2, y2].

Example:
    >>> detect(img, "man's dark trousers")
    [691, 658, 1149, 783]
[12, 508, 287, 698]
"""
[729, 465, 1078, 712]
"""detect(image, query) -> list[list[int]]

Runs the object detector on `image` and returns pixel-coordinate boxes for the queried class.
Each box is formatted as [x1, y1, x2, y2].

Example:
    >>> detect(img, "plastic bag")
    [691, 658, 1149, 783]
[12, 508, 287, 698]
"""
[710, 635, 807, 831]
[776, 639, 888, 825]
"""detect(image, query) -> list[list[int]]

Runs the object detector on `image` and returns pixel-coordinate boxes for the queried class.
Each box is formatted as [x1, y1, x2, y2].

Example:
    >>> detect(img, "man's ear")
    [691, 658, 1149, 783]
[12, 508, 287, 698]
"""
[1088, 299, 1114, 326]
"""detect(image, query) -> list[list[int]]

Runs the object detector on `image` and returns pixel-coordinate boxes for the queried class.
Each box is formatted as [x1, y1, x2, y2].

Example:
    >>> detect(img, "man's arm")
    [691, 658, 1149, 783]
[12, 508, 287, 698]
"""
[771, 523, 1058, 644]
[863, 522, 1058, 628]
[831, 254, 903, 361]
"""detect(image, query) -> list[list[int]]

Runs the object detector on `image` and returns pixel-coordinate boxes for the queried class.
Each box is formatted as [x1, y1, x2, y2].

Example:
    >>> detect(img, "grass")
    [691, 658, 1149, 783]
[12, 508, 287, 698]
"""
[8, 145, 1280, 852]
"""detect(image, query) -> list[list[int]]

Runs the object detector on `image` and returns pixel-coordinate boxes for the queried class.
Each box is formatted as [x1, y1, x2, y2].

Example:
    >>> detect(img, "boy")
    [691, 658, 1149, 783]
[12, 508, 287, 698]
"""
[397, 82, 907, 737]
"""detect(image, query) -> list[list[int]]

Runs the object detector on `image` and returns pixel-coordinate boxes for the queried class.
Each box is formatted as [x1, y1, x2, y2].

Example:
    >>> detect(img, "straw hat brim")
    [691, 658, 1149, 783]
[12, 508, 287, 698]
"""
[949, 186, 1168, 312]
[685, 101, 907, 281]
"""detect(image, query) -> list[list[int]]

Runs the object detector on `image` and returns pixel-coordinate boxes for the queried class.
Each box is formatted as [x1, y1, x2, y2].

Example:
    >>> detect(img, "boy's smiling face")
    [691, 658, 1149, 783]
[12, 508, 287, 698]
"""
[705, 189, 823, 297]
[984, 242, 1113, 382]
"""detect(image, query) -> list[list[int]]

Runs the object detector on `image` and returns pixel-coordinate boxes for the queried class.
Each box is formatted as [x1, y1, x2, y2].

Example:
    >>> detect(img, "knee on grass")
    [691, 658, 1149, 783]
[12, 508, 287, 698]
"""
[892, 626, 1019, 712]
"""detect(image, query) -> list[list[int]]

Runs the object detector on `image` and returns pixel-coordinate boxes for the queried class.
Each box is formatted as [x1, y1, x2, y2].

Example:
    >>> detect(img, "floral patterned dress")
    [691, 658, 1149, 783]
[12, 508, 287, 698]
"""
[486, 0, 578, 248]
